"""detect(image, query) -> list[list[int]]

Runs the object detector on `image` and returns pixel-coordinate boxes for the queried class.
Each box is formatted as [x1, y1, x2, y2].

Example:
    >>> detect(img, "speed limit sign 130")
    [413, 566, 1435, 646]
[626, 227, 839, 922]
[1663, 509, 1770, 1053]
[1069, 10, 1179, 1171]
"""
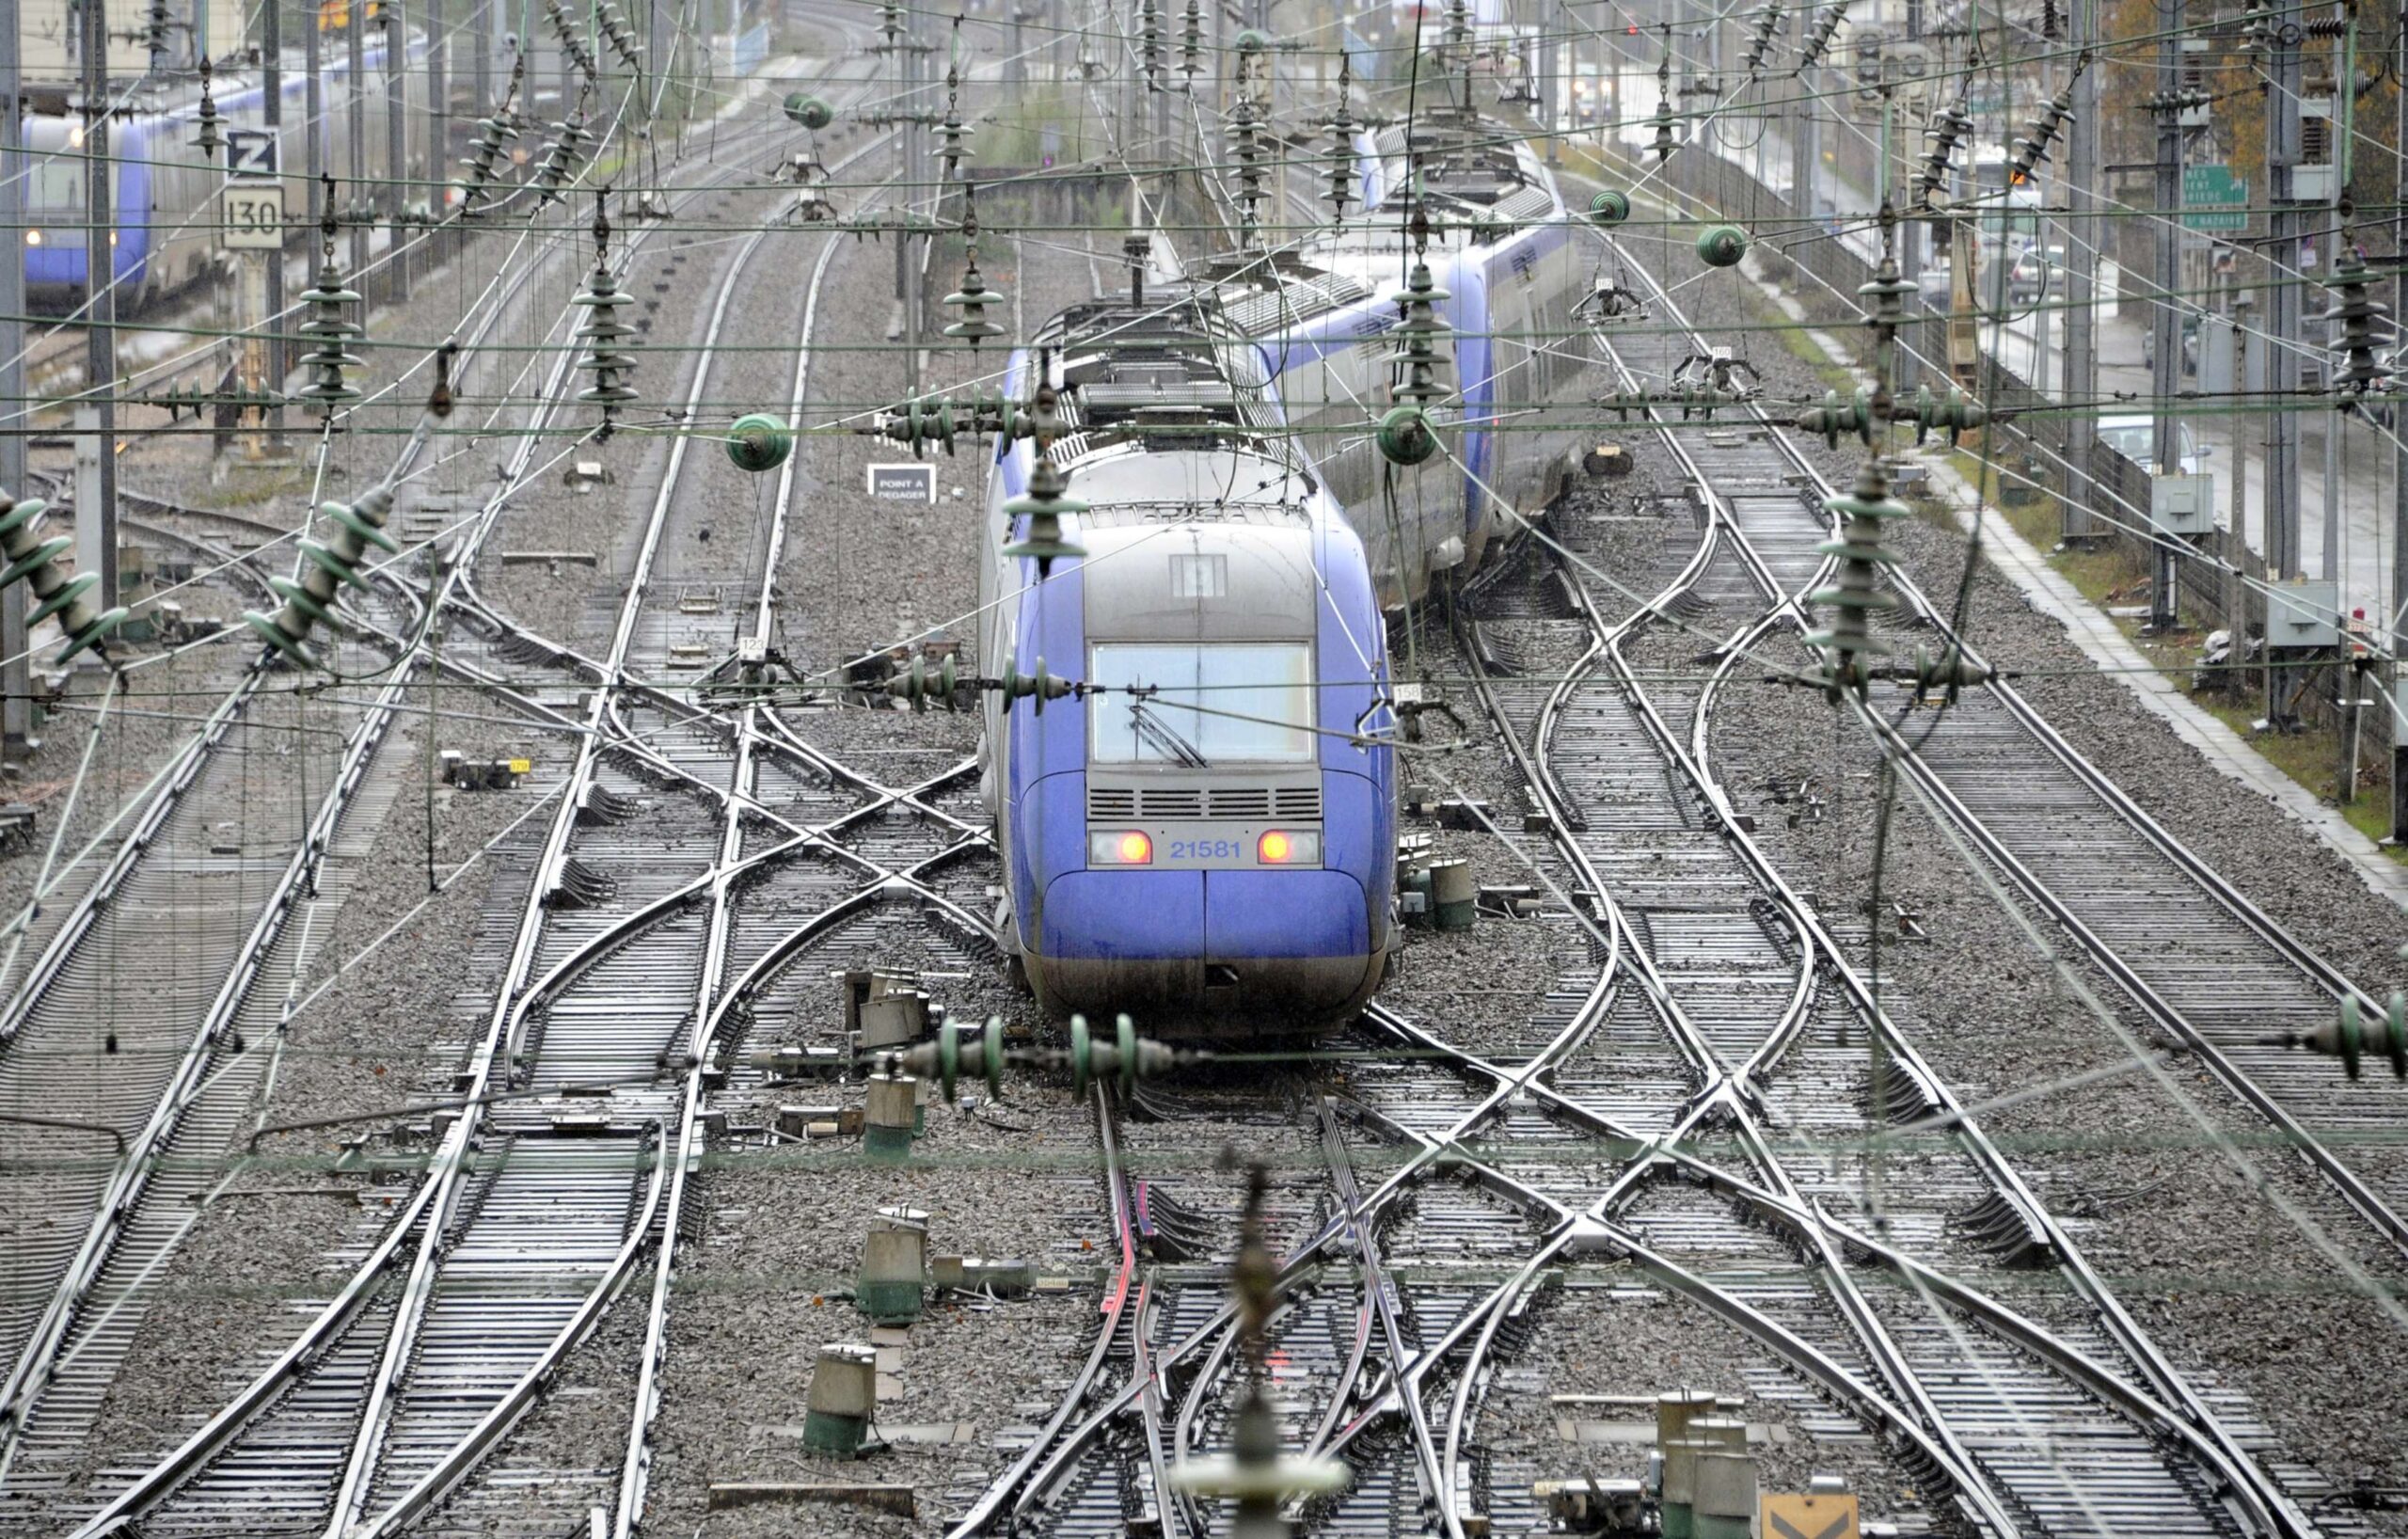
[221, 181, 285, 249]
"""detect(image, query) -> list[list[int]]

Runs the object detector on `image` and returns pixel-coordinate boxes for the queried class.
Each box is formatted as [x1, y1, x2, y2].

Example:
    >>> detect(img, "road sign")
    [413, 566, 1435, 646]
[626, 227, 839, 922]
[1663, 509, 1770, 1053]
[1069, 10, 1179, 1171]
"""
[1763, 1492, 1860, 1539]
[2182, 164, 2247, 232]
[867, 464, 937, 502]
[220, 181, 286, 249]
[225, 128, 278, 177]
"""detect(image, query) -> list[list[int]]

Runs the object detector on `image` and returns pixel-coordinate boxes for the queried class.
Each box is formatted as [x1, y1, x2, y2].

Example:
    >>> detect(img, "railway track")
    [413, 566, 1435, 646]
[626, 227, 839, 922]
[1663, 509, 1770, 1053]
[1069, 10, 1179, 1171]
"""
[1370, 221, 2372, 1535]
[0, 48, 863, 1531]
[976, 141, 2368, 1532]
[1583, 226, 2408, 1253]
[57, 21, 1039, 1532]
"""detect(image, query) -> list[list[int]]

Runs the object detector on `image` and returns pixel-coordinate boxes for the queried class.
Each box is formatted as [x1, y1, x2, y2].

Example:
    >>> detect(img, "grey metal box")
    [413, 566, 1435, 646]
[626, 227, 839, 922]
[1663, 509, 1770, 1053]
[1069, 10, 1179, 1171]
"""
[2268, 580, 2340, 649]
[2148, 474, 2216, 535]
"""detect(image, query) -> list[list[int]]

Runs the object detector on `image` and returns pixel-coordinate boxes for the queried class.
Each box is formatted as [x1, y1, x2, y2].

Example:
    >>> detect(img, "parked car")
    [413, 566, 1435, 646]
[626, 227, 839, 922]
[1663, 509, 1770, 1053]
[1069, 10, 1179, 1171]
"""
[2098, 414, 2206, 477]
[2139, 311, 2203, 374]
[2007, 244, 2067, 306]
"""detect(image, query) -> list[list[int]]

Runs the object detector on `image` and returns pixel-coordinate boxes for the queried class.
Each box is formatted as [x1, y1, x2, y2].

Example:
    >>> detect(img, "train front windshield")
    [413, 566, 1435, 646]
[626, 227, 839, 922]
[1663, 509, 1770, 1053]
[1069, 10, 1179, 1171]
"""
[1087, 643, 1315, 765]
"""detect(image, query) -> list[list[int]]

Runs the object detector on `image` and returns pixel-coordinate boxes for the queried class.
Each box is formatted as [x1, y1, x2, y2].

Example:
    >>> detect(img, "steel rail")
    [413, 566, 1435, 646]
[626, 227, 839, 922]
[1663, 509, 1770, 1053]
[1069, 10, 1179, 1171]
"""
[337, 48, 935, 1526]
[0, 216, 606, 1473]
[618, 186, 954, 1504]
[1576, 236, 2315, 1536]
[1444, 535, 2040, 1537]
[1311, 1098, 1443, 1521]
[0, 53, 713, 1453]
[1327, 1090, 2016, 1526]
[339, 1122, 672, 1538]
[62, 58, 877, 1533]
[976, 953, 1624, 1531]
[320, 197, 810, 1539]
[943, 1084, 1136, 1538]
[1591, 227, 2408, 1255]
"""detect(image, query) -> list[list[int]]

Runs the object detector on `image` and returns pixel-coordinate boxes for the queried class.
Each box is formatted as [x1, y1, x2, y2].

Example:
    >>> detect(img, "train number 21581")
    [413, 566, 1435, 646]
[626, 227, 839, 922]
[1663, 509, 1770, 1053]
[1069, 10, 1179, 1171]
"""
[1165, 838, 1242, 861]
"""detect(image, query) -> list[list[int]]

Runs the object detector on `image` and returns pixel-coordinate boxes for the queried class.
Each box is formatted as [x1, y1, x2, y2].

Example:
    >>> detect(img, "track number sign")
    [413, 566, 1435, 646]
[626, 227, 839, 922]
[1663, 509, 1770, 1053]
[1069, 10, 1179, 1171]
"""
[221, 182, 285, 249]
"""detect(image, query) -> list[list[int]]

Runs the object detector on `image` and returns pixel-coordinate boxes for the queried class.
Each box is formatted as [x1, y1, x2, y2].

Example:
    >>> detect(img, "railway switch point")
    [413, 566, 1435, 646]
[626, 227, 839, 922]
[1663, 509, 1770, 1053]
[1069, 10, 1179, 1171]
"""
[802, 1343, 882, 1456]
[858, 1207, 930, 1324]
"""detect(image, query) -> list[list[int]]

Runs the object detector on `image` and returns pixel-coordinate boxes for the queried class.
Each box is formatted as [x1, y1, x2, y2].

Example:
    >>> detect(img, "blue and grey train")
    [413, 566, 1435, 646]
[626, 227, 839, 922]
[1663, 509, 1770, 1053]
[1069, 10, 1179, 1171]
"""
[1231, 109, 1600, 605]
[22, 39, 425, 310]
[977, 294, 1397, 1023]
[977, 111, 1600, 1025]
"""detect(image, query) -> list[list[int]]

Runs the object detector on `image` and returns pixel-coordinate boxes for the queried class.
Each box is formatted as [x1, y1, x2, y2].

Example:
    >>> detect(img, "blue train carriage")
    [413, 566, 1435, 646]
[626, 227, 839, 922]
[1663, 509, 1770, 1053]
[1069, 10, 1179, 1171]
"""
[1220, 109, 1599, 607]
[976, 294, 1397, 1026]
[22, 37, 427, 309]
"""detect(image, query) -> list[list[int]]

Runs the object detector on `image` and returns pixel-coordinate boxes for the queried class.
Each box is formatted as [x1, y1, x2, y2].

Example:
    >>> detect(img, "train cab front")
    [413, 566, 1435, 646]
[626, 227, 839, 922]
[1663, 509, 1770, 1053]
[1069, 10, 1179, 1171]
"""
[1011, 513, 1393, 1030]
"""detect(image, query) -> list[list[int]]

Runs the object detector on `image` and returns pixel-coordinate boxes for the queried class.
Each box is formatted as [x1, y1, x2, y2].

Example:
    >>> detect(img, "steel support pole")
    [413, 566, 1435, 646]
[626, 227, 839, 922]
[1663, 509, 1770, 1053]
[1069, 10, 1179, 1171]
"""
[475, 0, 494, 129]
[648, 0, 666, 119]
[265, 0, 287, 437]
[2265, 8, 2303, 582]
[1790, 15, 1816, 238]
[429, 0, 447, 201]
[1544, 0, 1560, 164]
[2147, 0, 2182, 631]
[2265, 1, 2305, 725]
[2059, 0, 2099, 541]
[308, 0, 325, 233]
[349, 0, 370, 278]
[0, 19, 30, 749]
[2393, 3, 2408, 840]
[81, 0, 118, 612]
[387, 7, 409, 300]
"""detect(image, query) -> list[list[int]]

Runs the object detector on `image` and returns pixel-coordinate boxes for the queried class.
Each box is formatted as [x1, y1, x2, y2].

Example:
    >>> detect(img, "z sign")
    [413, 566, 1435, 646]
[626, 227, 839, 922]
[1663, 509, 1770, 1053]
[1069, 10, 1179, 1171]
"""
[225, 128, 278, 176]
[1762, 1492, 1861, 1539]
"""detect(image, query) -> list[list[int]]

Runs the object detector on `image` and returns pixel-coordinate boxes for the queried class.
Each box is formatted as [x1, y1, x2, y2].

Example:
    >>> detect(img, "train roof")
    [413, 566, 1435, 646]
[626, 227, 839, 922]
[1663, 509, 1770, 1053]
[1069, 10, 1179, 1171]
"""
[1028, 292, 1300, 473]
[1199, 111, 1564, 334]
[1063, 445, 1319, 530]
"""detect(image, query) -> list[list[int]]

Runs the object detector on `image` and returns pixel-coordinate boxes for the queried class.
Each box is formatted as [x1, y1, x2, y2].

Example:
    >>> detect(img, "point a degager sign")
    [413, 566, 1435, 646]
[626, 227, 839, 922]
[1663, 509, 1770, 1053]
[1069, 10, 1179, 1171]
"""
[867, 464, 937, 503]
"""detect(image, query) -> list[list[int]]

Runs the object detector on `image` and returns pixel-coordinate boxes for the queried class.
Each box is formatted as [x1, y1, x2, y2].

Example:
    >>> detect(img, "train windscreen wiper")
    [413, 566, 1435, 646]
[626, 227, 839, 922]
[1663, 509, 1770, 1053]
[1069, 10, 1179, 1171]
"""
[1127, 695, 1209, 769]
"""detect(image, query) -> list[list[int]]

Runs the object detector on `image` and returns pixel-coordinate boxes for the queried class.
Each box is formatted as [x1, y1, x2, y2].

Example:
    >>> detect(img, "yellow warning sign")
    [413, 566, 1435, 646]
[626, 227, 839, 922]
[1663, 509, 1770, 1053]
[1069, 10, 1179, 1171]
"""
[1762, 1492, 1860, 1539]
